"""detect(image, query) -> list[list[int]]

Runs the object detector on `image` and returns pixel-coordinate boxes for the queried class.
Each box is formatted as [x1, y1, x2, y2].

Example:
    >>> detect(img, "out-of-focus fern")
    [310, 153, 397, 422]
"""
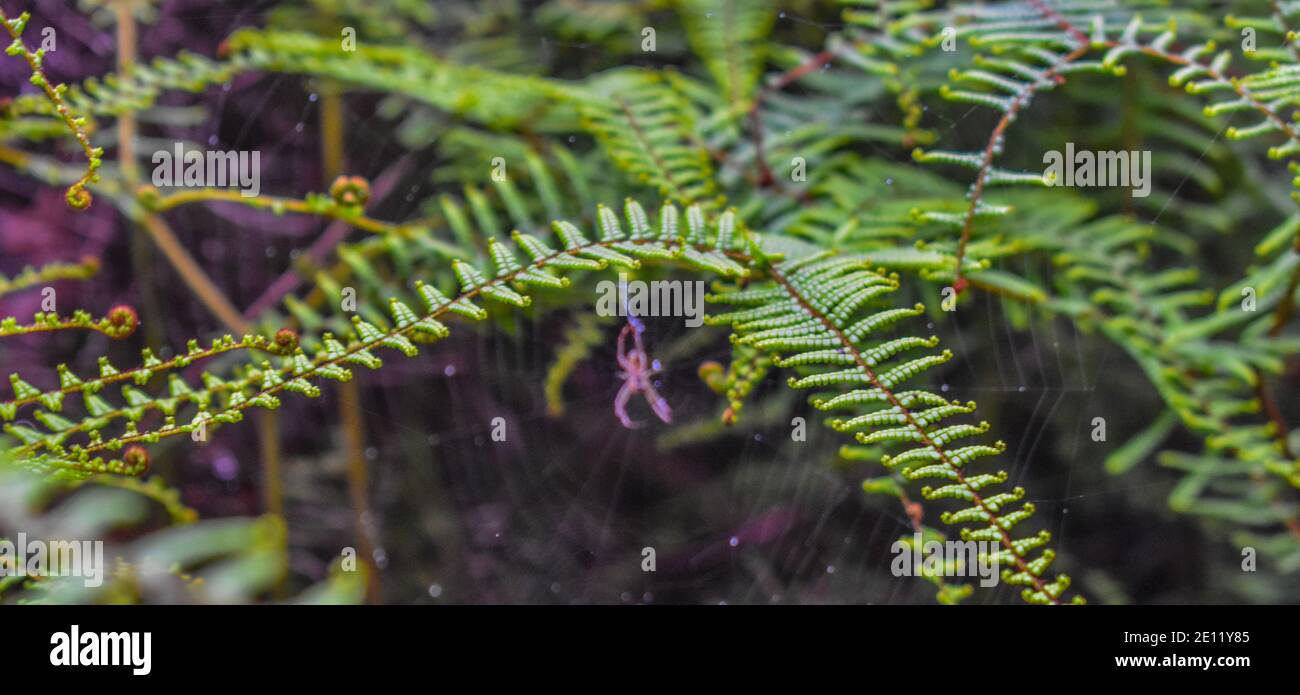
[0, 462, 363, 604]
[837, 0, 933, 74]
[3, 28, 577, 134]
[544, 312, 608, 417]
[0, 257, 100, 298]
[0, 10, 103, 208]
[538, 0, 659, 48]
[677, 0, 776, 112]
[699, 341, 773, 424]
[582, 69, 721, 206]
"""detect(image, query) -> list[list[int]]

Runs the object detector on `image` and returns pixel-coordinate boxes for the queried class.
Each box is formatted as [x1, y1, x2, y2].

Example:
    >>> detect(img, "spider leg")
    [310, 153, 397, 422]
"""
[630, 321, 648, 356]
[616, 323, 635, 370]
[642, 382, 673, 424]
[614, 381, 641, 429]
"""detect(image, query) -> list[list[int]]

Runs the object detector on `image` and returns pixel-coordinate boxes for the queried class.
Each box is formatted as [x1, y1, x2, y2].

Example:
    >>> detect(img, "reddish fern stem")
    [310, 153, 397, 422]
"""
[949, 0, 1094, 291]
[951, 46, 1087, 292]
[747, 50, 834, 193]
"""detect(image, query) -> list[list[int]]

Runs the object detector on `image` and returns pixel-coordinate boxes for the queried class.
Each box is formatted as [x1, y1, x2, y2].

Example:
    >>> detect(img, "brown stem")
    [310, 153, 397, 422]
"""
[257, 411, 283, 517]
[320, 85, 380, 602]
[338, 377, 377, 602]
[745, 50, 833, 193]
[1255, 381, 1296, 461]
[113, 0, 138, 183]
[948, 0, 1091, 289]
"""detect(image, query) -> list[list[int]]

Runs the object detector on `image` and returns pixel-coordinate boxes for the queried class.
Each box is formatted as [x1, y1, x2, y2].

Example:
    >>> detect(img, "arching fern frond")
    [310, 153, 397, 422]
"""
[708, 251, 1080, 604]
[909, 1, 1123, 282]
[262, 160, 602, 339]
[3, 201, 750, 476]
[1102, 16, 1300, 167]
[1, 333, 273, 423]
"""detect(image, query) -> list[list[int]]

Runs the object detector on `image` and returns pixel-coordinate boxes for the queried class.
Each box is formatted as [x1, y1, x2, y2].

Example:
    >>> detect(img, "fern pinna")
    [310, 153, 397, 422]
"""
[709, 251, 1077, 605]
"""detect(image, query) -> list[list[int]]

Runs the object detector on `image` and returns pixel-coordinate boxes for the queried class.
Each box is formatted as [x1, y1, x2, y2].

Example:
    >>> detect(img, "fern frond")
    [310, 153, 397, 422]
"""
[582, 69, 721, 206]
[3, 28, 578, 134]
[699, 341, 774, 424]
[911, 6, 1106, 281]
[708, 252, 1080, 604]
[1, 333, 273, 422]
[1226, 6, 1300, 64]
[224, 29, 580, 131]
[4, 50, 242, 121]
[1159, 451, 1299, 528]
[0, 306, 139, 342]
[0, 257, 99, 299]
[254, 158, 595, 339]
[838, 0, 936, 72]
[1003, 195, 1300, 487]
[0, 10, 103, 209]
[1100, 16, 1300, 169]
[3, 201, 750, 473]
[74, 473, 199, 524]
[677, 0, 777, 111]
[544, 312, 607, 417]
[539, 0, 652, 46]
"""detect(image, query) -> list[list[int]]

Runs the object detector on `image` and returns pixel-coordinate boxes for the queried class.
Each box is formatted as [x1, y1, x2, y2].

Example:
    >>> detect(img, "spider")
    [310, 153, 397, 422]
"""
[614, 320, 672, 429]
